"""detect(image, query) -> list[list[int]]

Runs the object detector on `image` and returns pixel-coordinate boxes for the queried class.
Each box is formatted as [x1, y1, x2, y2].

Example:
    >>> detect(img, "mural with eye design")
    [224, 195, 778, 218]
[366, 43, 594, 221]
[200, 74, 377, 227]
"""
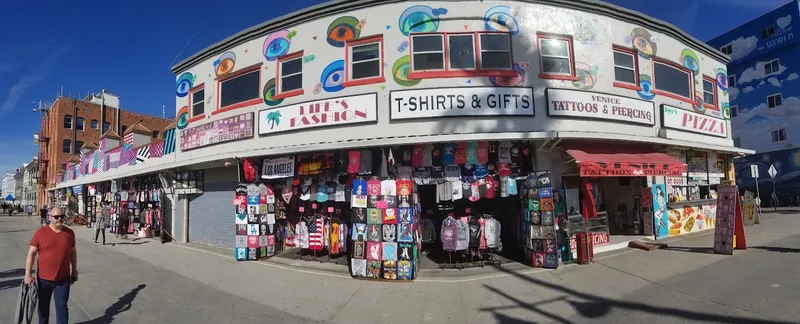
[716, 68, 729, 95]
[327, 16, 361, 47]
[391, 56, 421, 87]
[262, 78, 284, 106]
[398, 5, 448, 36]
[637, 74, 656, 100]
[679, 48, 706, 112]
[176, 106, 190, 130]
[320, 60, 346, 92]
[625, 28, 658, 59]
[175, 72, 194, 98]
[572, 17, 597, 45]
[213, 51, 236, 77]
[263, 30, 292, 61]
[488, 63, 526, 87]
[572, 62, 598, 90]
[484, 5, 520, 35]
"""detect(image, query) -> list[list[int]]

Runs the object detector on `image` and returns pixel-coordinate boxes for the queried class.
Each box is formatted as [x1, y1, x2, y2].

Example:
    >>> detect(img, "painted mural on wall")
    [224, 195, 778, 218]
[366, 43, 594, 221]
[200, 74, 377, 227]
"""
[734, 147, 800, 204]
[398, 5, 447, 35]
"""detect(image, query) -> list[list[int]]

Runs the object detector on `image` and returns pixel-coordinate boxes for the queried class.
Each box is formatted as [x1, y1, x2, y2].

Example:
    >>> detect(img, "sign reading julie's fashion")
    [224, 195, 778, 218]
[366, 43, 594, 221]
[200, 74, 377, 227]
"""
[389, 87, 534, 120]
[546, 89, 655, 125]
[661, 105, 728, 138]
[180, 112, 254, 151]
[262, 157, 295, 179]
[258, 93, 378, 135]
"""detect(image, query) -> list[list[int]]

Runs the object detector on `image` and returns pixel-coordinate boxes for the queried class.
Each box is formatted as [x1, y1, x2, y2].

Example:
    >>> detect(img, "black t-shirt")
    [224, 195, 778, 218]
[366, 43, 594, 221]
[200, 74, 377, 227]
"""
[468, 219, 481, 247]
[39, 208, 47, 218]
[431, 144, 443, 166]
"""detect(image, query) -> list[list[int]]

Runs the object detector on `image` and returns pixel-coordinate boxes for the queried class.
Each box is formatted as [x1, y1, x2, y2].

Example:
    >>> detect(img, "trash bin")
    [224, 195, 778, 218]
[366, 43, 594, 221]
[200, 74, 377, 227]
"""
[576, 233, 594, 264]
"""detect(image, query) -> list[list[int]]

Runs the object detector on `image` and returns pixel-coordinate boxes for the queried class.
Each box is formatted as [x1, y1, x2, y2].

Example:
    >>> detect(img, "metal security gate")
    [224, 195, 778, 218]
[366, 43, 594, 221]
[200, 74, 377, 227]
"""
[188, 167, 237, 248]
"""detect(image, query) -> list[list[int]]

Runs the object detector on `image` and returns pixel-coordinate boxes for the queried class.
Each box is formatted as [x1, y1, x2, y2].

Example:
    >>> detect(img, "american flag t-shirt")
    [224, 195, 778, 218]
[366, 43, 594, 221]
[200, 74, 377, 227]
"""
[308, 217, 324, 250]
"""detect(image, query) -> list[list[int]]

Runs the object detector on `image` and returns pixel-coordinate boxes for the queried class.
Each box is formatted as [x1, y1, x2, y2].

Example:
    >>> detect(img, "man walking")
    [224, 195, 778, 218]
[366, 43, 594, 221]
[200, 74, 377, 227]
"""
[94, 202, 109, 245]
[24, 207, 77, 324]
[39, 206, 48, 227]
[27, 204, 33, 218]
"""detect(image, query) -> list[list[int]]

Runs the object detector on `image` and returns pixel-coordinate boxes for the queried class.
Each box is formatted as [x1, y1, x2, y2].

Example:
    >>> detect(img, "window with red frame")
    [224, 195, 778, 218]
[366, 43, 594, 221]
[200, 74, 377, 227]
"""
[278, 54, 303, 94]
[219, 69, 260, 109]
[190, 86, 205, 117]
[408, 32, 513, 77]
[652, 60, 692, 99]
[346, 37, 383, 83]
[613, 49, 637, 85]
[538, 34, 575, 78]
[702, 76, 716, 108]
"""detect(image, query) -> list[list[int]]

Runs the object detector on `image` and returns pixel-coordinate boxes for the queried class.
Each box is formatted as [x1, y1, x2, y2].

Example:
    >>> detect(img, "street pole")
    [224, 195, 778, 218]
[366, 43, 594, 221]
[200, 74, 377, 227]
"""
[773, 177, 777, 212]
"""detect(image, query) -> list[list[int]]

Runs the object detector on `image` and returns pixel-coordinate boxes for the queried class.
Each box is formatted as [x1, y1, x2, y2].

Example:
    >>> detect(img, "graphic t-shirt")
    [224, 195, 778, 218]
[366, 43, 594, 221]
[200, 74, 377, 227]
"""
[359, 150, 372, 175]
[352, 208, 367, 223]
[521, 145, 533, 173]
[367, 224, 382, 242]
[351, 179, 367, 196]
[381, 179, 397, 196]
[498, 142, 512, 163]
[335, 152, 348, 174]
[367, 179, 381, 196]
[422, 144, 434, 166]
[431, 145, 443, 166]
[383, 208, 397, 224]
[444, 165, 460, 181]
[412, 145, 424, 167]
[454, 143, 467, 165]
[510, 142, 523, 164]
[382, 224, 397, 242]
[352, 223, 367, 241]
[396, 179, 413, 196]
[508, 178, 518, 195]
[474, 164, 489, 178]
[488, 142, 499, 164]
[455, 220, 469, 251]
[485, 177, 498, 199]
[466, 142, 479, 165]
[367, 208, 382, 224]
[317, 184, 329, 202]
[477, 141, 489, 164]
[443, 143, 455, 165]
[335, 184, 346, 202]
[441, 218, 458, 251]
[348, 150, 361, 174]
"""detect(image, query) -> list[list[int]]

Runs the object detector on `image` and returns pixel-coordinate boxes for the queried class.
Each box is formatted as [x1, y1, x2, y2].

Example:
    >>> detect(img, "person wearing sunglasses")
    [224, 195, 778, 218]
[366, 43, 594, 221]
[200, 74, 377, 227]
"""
[23, 207, 78, 324]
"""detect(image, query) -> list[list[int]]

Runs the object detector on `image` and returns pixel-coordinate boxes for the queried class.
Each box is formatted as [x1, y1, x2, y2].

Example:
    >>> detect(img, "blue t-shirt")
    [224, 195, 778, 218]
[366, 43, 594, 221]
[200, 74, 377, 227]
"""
[443, 143, 456, 165]
[317, 184, 329, 202]
[352, 179, 367, 196]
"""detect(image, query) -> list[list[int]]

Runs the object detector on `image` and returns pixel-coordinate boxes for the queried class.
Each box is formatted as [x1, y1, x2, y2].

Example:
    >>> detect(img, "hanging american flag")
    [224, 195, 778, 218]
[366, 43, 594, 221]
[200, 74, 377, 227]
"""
[308, 217, 324, 250]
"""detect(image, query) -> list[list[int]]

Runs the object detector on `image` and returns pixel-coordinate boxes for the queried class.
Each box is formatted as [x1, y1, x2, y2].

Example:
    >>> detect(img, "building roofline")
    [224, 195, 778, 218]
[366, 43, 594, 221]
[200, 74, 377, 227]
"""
[171, 0, 728, 74]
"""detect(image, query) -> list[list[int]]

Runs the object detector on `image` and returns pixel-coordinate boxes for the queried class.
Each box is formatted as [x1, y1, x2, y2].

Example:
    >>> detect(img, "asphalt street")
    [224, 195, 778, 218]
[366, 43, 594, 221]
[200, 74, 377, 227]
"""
[1, 210, 798, 324]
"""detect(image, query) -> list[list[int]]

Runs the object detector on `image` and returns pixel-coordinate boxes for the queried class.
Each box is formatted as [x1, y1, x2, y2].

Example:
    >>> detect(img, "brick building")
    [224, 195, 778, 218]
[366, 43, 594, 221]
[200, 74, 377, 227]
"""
[37, 90, 173, 205]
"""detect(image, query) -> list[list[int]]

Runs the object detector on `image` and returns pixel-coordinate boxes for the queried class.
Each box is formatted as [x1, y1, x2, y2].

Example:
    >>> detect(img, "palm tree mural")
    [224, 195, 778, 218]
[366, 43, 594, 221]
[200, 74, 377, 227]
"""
[266, 111, 281, 129]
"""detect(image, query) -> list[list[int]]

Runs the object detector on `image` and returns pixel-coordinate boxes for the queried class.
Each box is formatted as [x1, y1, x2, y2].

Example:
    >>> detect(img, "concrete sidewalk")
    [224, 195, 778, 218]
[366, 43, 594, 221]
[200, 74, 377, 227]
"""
[1, 210, 799, 323]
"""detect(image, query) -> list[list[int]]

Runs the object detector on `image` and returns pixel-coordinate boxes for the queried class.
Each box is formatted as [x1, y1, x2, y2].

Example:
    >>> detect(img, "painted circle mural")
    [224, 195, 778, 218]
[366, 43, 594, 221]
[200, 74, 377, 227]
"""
[176, 106, 190, 130]
[398, 6, 448, 36]
[693, 91, 705, 112]
[680, 49, 700, 74]
[572, 63, 597, 90]
[214, 52, 236, 77]
[716, 68, 728, 91]
[573, 17, 596, 43]
[489, 64, 525, 87]
[263, 30, 291, 61]
[262, 78, 284, 106]
[175, 72, 194, 98]
[484, 5, 519, 35]
[327, 16, 361, 47]
[720, 102, 731, 120]
[320, 60, 346, 92]
[630, 28, 656, 58]
[637, 74, 656, 100]
[392, 56, 421, 87]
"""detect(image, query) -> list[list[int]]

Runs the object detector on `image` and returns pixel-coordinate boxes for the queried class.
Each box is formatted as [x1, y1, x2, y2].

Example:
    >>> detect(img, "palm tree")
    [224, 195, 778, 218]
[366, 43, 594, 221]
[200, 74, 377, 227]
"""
[266, 111, 281, 129]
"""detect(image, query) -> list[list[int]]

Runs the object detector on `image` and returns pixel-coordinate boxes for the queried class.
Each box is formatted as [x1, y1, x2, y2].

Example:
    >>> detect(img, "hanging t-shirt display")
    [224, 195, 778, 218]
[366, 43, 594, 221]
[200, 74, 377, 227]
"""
[431, 144, 443, 166]
[477, 141, 489, 164]
[359, 150, 372, 175]
[498, 142, 512, 163]
[466, 142, 479, 165]
[235, 182, 278, 262]
[422, 144, 434, 166]
[454, 142, 467, 165]
[412, 145, 424, 167]
[443, 143, 455, 165]
[348, 151, 361, 174]
[525, 172, 559, 269]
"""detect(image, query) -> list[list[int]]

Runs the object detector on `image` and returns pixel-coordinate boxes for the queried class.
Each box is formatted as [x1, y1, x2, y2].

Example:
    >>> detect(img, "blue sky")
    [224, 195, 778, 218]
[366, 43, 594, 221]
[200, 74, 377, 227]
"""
[0, 0, 789, 175]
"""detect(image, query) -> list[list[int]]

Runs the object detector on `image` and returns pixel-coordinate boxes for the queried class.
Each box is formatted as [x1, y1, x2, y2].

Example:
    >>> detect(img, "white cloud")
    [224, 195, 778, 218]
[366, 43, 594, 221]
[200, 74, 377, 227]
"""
[728, 36, 759, 61]
[739, 60, 788, 84]
[728, 87, 739, 101]
[768, 77, 781, 87]
[777, 15, 792, 30]
[743, 86, 754, 93]
[732, 96, 800, 145]
[787, 73, 799, 81]
[758, 80, 766, 86]
[0, 46, 67, 115]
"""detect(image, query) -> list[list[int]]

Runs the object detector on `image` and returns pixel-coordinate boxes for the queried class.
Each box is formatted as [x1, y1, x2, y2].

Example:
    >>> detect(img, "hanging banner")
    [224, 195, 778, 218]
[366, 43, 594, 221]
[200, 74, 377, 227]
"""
[652, 184, 669, 239]
[714, 185, 737, 255]
[261, 157, 295, 179]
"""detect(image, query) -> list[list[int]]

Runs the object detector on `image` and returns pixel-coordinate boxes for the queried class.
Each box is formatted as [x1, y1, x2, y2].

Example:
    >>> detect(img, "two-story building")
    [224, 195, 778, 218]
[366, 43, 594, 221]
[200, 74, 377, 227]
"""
[57, 0, 750, 275]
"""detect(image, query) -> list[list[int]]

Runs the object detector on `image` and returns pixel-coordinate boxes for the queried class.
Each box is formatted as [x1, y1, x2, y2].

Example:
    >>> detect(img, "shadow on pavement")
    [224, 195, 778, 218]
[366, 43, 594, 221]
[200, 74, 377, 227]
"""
[0, 278, 23, 291]
[112, 241, 150, 246]
[0, 268, 24, 278]
[479, 264, 792, 323]
[660, 246, 716, 254]
[76, 284, 146, 324]
[751, 246, 800, 253]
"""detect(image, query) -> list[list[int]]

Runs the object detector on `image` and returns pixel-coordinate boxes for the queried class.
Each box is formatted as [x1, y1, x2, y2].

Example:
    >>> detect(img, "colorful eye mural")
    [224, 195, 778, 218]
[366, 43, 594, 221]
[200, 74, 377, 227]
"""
[489, 63, 525, 87]
[627, 28, 657, 58]
[573, 17, 596, 44]
[572, 62, 598, 90]
[262, 78, 284, 107]
[721, 102, 731, 120]
[716, 68, 728, 92]
[693, 91, 705, 112]
[263, 30, 292, 61]
[392, 56, 421, 87]
[484, 5, 520, 35]
[637, 74, 656, 100]
[175, 72, 194, 98]
[320, 60, 346, 92]
[398, 5, 448, 36]
[680, 48, 700, 75]
[176, 106, 190, 130]
[327, 16, 361, 47]
[213, 52, 236, 77]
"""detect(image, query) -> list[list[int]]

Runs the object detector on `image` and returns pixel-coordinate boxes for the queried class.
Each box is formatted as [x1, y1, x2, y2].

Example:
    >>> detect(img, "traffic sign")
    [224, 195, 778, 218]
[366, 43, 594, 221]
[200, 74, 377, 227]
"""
[750, 165, 759, 178]
[768, 164, 777, 179]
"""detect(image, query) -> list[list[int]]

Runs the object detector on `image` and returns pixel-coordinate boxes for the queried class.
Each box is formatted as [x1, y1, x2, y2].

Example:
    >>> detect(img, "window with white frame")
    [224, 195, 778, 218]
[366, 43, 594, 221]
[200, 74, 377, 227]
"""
[653, 61, 692, 98]
[768, 93, 782, 108]
[448, 34, 475, 69]
[62, 139, 71, 153]
[347, 38, 383, 80]
[220, 69, 260, 107]
[411, 34, 445, 71]
[761, 25, 776, 39]
[730, 105, 738, 118]
[90, 119, 99, 130]
[613, 49, 636, 84]
[76, 117, 85, 131]
[733, 137, 740, 147]
[765, 59, 780, 75]
[771, 128, 787, 142]
[278, 56, 303, 93]
[728, 74, 736, 87]
[191, 88, 204, 117]
[538, 34, 574, 76]
[479, 33, 511, 69]
[703, 77, 716, 106]
[720, 43, 732, 55]
[63, 115, 72, 129]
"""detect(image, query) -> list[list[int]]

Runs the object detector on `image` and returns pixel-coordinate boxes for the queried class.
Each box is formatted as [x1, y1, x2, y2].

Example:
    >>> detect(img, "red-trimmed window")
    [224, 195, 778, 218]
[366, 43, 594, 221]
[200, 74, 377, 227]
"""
[702, 75, 717, 109]
[407, 32, 515, 79]
[651, 57, 693, 104]
[537, 33, 577, 81]
[612, 45, 640, 90]
[345, 35, 385, 87]
[189, 83, 205, 122]
[275, 51, 304, 99]
[215, 64, 262, 114]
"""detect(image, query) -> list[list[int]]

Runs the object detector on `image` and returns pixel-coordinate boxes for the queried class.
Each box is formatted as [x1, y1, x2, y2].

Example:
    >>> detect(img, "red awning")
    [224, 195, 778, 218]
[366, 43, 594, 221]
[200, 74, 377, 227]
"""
[565, 146, 687, 177]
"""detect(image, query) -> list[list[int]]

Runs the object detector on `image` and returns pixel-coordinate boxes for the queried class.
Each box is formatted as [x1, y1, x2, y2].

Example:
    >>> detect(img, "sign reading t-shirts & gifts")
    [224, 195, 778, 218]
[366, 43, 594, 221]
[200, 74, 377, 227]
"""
[258, 93, 378, 135]
[389, 87, 534, 120]
[546, 89, 655, 125]
[261, 157, 295, 179]
[180, 112, 254, 151]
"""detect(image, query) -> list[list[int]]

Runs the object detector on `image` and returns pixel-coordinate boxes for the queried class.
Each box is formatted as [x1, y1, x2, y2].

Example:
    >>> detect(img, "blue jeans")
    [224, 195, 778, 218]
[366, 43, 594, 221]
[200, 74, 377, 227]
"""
[37, 278, 70, 324]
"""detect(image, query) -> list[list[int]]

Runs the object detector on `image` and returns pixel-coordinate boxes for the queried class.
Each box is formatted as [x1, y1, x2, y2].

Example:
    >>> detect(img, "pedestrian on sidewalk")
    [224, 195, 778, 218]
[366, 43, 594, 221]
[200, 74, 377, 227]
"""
[94, 203, 109, 245]
[39, 206, 48, 227]
[117, 208, 129, 240]
[23, 207, 78, 324]
[27, 204, 33, 218]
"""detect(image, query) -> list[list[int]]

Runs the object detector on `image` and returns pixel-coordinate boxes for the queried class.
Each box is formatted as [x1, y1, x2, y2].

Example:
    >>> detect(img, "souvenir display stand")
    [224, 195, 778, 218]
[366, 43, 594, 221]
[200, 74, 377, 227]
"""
[131, 175, 164, 238]
[234, 182, 286, 261]
[438, 209, 503, 270]
[522, 172, 559, 269]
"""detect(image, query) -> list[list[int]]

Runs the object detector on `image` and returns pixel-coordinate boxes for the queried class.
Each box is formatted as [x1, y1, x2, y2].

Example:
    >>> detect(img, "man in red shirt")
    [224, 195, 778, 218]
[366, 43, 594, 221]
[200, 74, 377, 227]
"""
[24, 207, 78, 324]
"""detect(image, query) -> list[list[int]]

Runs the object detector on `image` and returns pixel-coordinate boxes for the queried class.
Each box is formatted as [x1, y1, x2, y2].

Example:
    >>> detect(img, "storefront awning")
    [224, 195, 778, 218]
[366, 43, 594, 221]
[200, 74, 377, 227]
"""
[565, 146, 688, 177]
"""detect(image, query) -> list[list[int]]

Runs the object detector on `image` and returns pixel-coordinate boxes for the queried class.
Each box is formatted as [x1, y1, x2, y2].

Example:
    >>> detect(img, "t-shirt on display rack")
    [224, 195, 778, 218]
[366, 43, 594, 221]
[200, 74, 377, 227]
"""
[234, 182, 287, 261]
[522, 172, 559, 269]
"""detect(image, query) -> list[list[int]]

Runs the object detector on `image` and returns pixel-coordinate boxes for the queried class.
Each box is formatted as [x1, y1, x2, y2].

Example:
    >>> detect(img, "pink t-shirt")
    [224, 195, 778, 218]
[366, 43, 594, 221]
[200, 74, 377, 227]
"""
[348, 151, 361, 174]
[412, 145, 424, 167]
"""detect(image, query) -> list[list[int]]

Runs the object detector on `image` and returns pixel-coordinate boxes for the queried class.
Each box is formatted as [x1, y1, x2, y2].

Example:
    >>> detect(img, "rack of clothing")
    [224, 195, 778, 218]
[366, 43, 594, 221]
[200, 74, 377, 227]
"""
[439, 213, 503, 269]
